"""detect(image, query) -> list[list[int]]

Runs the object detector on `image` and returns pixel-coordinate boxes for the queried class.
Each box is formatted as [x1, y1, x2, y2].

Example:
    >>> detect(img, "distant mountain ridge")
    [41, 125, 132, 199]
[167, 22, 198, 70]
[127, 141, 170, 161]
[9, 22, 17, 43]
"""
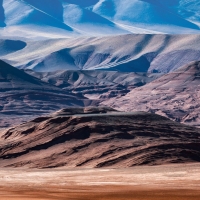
[0, 59, 158, 128]
[0, 0, 200, 39]
[2, 34, 200, 73]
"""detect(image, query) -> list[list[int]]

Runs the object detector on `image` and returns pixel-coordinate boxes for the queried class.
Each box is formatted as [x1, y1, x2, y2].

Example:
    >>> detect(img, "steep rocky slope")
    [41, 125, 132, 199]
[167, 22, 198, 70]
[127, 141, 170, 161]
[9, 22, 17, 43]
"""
[102, 61, 200, 127]
[0, 107, 200, 168]
[0, 60, 91, 128]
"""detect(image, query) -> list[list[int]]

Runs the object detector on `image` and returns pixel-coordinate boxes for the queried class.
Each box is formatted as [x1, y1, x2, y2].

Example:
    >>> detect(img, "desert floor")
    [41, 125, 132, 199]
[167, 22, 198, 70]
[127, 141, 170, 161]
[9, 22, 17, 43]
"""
[0, 163, 200, 200]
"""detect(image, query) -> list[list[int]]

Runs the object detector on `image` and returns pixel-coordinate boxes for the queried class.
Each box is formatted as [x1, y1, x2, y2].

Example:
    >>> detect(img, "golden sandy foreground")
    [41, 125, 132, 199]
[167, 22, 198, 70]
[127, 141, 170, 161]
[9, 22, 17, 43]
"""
[0, 163, 200, 200]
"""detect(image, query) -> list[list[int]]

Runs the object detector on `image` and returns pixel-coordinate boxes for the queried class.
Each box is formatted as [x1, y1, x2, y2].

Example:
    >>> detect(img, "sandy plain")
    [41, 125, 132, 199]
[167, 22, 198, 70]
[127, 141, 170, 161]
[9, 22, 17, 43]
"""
[0, 163, 200, 200]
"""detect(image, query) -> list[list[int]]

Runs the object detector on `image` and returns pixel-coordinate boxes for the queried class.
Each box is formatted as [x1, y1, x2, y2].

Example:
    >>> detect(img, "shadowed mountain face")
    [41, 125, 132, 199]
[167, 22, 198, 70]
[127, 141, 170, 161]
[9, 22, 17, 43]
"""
[74, 0, 200, 33]
[161, 0, 200, 25]
[65, 0, 99, 7]
[0, 108, 200, 168]
[0, 60, 57, 91]
[0, 60, 93, 128]
[24, 0, 64, 21]
[102, 61, 200, 127]
[0, 0, 5, 27]
[0, 39, 26, 56]
[0, 0, 127, 39]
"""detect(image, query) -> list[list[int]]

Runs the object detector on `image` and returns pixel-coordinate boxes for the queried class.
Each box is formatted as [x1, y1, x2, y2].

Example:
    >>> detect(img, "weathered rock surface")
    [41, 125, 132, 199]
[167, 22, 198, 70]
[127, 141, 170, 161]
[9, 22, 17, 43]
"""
[103, 61, 200, 127]
[0, 107, 200, 168]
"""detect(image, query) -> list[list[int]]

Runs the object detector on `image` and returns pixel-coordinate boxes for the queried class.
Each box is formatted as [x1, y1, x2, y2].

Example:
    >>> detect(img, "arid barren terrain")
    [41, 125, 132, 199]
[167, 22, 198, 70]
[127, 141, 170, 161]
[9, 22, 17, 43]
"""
[1, 0, 200, 199]
[0, 164, 200, 200]
[0, 108, 200, 199]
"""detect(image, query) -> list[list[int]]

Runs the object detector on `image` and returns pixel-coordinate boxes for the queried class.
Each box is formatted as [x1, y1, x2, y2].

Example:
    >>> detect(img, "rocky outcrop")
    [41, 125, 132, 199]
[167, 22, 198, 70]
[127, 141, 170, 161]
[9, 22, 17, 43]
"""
[0, 107, 200, 168]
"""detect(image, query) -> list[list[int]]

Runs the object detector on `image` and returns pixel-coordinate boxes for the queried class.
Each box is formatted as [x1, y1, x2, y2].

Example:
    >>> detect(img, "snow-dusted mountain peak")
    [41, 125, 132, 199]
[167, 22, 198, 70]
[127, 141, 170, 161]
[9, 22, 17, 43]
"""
[0, 0, 199, 39]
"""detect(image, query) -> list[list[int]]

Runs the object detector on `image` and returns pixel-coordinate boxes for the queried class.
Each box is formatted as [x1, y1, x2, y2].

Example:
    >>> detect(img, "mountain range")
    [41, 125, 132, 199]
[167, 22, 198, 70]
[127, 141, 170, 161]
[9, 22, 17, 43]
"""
[0, 59, 160, 128]
[1, 58, 200, 129]
[0, 5, 200, 200]
[1, 0, 200, 40]
[1, 34, 200, 73]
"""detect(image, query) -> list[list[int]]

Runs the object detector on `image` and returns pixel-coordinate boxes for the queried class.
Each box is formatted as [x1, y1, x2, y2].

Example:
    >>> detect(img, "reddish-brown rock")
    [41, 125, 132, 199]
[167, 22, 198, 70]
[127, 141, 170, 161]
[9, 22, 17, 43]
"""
[0, 107, 200, 168]
[103, 61, 200, 127]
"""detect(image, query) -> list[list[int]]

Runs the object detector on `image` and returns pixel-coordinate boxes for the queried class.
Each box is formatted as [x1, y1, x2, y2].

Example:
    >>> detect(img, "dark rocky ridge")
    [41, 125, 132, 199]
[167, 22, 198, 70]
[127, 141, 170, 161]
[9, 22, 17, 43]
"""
[0, 60, 160, 128]
[0, 60, 92, 128]
[0, 107, 200, 168]
[25, 69, 161, 100]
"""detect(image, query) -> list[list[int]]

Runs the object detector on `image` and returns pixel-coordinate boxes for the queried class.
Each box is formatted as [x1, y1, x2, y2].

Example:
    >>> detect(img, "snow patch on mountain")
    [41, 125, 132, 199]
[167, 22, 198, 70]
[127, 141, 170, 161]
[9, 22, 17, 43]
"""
[23, 0, 64, 21]
[0, 0, 200, 39]
[92, 0, 200, 33]
[62, 3, 128, 35]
